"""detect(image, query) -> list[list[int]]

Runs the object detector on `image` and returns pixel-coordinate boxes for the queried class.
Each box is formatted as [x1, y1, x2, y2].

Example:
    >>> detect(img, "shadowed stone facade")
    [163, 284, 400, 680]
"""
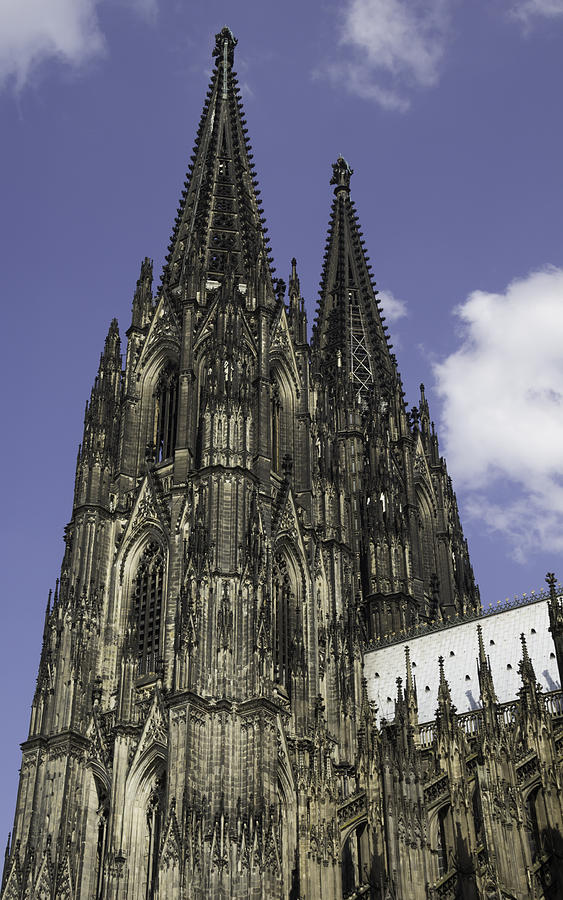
[3, 27, 563, 900]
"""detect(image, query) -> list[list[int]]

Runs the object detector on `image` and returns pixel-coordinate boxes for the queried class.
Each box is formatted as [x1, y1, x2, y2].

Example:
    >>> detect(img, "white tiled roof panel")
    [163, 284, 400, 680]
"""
[363, 599, 560, 725]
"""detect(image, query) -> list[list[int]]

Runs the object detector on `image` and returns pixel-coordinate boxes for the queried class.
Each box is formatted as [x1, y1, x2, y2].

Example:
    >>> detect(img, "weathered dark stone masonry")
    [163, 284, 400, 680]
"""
[3, 27, 563, 900]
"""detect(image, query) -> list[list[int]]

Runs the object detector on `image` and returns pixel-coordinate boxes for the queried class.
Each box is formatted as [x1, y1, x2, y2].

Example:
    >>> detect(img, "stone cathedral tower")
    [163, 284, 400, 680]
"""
[14, 26, 563, 900]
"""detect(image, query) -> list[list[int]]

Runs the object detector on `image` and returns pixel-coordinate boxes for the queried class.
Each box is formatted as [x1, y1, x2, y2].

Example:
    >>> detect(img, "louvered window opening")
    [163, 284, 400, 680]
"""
[134, 542, 164, 675]
[153, 367, 178, 463]
[146, 784, 163, 900]
[274, 570, 292, 691]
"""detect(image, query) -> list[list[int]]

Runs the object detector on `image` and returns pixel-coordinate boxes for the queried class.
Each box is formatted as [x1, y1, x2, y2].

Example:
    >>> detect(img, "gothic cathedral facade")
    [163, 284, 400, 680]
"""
[3, 27, 563, 900]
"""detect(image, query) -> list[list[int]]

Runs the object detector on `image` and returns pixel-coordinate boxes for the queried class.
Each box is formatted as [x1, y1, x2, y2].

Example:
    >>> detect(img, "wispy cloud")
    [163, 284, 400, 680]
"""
[0, 0, 156, 91]
[378, 289, 407, 322]
[511, 0, 563, 24]
[433, 266, 563, 562]
[323, 0, 453, 111]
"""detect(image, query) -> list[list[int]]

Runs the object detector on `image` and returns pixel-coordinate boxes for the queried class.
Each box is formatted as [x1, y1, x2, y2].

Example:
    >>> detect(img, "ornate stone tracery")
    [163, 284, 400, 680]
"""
[4, 26, 563, 900]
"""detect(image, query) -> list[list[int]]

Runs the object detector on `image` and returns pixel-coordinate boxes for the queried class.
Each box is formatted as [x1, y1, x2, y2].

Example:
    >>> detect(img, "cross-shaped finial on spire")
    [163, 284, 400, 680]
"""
[330, 156, 353, 192]
[213, 26, 237, 63]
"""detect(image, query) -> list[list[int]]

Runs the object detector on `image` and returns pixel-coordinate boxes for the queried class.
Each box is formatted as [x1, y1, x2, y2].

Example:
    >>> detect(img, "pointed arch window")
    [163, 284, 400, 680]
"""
[146, 776, 165, 899]
[472, 788, 483, 845]
[95, 804, 108, 900]
[153, 364, 178, 463]
[526, 785, 547, 862]
[341, 822, 370, 897]
[91, 779, 109, 900]
[271, 379, 281, 474]
[133, 541, 164, 675]
[273, 558, 292, 689]
[435, 805, 450, 878]
[270, 367, 295, 476]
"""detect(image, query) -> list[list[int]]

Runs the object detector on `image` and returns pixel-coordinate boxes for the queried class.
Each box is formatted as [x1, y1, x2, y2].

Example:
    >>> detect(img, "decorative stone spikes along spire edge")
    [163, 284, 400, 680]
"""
[289, 257, 300, 298]
[313, 155, 396, 402]
[33, 589, 54, 699]
[131, 257, 154, 330]
[395, 675, 404, 708]
[546, 570, 563, 628]
[436, 654, 457, 730]
[418, 382, 429, 419]
[476, 623, 497, 705]
[161, 27, 275, 304]
[518, 632, 537, 687]
[75, 319, 123, 509]
[287, 257, 307, 344]
[546, 570, 563, 688]
[437, 655, 450, 705]
[394, 675, 413, 757]
[101, 317, 121, 366]
[84, 319, 122, 425]
[517, 633, 548, 731]
[404, 645, 418, 713]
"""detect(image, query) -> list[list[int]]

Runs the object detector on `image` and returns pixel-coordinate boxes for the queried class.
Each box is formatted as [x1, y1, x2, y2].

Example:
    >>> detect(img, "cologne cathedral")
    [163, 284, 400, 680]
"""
[4, 27, 563, 900]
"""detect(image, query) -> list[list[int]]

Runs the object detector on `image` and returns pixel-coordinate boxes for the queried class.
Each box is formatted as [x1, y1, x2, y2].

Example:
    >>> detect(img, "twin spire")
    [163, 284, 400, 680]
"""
[163, 27, 274, 300]
[161, 28, 392, 399]
[312, 156, 395, 401]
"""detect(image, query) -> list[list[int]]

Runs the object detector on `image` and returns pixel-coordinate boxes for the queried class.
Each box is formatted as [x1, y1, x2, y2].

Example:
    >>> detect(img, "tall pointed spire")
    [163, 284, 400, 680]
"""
[162, 27, 274, 304]
[437, 656, 453, 711]
[476, 623, 497, 706]
[288, 257, 307, 344]
[517, 633, 547, 731]
[476, 624, 499, 739]
[404, 646, 419, 738]
[131, 257, 154, 330]
[80, 318, 121, 460]
[518, 632, 537, 688]
[312, 156, 394, 402]
[435, 655, 458, 742]
[74, 319, 122, 508]
[546, 571, 563, 688]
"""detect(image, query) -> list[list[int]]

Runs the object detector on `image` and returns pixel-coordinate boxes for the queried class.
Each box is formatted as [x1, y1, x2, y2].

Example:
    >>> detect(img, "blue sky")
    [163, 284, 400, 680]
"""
[1, 0, 563, 840]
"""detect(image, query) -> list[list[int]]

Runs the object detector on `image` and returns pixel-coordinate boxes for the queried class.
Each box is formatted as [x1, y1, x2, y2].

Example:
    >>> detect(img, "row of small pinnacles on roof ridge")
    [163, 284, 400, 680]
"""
[373, 636, 557, 702]
[365, 571, 563, 651]
[375, 625, 554, 724]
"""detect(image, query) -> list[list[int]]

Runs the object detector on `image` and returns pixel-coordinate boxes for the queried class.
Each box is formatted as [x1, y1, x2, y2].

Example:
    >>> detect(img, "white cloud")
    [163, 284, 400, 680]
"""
[325, 0, 452, 111]
[378, 289, 407, 322]
[0, 0, 156, 91]
[433, 266, 563, 561]
[511, 0, 563, 23]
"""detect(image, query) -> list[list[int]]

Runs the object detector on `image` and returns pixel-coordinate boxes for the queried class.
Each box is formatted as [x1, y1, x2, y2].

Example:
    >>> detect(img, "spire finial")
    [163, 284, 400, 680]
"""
[330, 156, 353, 193]
[519, 632, 537, 686]
[476, 623, 498, 709]
[213, 26, 237, 67]
[546, 571, 558, 601]
[405, 646, 414, 693]
[213, 27, 237, 99]
[476, 623, 486, 666]
[396, 675, 403, 702]
[437, 655, 452, 706]
[103, 318, 121, 363]
[289, 257, 300, 300]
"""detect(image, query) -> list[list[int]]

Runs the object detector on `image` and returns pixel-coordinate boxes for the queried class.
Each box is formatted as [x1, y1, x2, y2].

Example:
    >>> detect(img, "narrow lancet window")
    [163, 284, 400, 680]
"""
[95, 787, 109, 900]
[146, 780, 164, 899]
[271, 381, 281, 474]
[133, 541, 164, 675]
[153, 365, 178, 462]
[274, 561, 292, 689]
